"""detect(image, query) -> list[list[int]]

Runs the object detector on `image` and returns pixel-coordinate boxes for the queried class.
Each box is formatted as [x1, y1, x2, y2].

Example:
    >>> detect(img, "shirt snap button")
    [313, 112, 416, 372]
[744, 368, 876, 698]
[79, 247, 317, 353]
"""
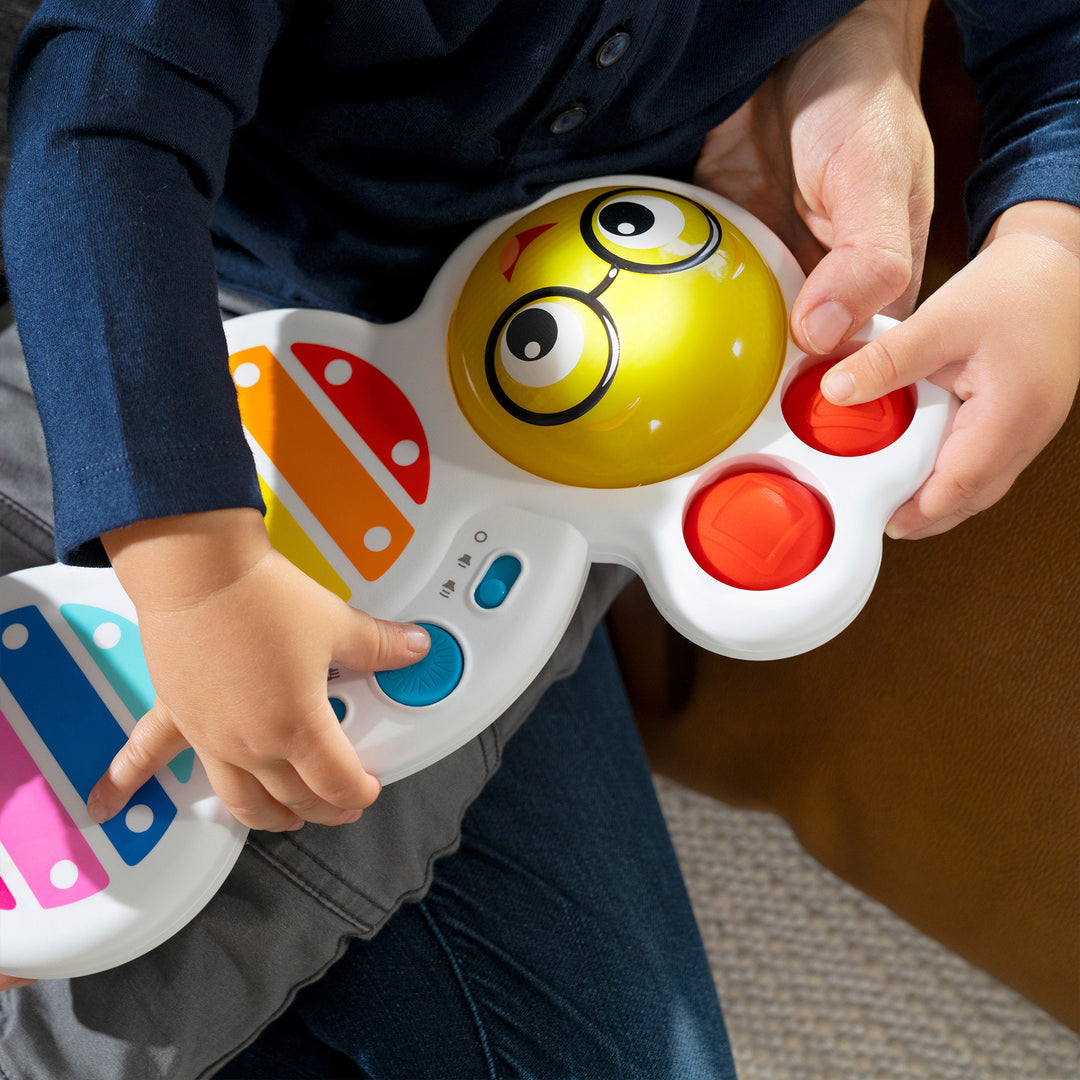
[595, 31, 631, 68]
[548, 104, 588, 134]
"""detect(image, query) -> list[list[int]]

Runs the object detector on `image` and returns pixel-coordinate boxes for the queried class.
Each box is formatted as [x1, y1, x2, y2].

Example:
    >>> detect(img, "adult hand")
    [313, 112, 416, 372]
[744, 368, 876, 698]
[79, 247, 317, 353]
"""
[695, 1, 1080, 537]
[694, 0, 933, 345]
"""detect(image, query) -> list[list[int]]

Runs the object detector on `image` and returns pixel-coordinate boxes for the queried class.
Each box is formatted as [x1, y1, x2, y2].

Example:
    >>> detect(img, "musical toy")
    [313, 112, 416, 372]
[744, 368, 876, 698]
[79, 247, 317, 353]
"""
[0, 176, 957, 979]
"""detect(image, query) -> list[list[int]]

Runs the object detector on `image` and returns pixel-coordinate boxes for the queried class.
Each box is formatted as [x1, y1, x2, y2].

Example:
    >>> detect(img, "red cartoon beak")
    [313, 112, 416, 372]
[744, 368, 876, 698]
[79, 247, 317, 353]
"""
[499, 223, 556, 282]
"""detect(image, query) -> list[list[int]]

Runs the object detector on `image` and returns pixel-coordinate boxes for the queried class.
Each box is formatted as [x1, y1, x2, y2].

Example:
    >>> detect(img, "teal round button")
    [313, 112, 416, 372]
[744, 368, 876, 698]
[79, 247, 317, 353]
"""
[375, 623, 464, 707]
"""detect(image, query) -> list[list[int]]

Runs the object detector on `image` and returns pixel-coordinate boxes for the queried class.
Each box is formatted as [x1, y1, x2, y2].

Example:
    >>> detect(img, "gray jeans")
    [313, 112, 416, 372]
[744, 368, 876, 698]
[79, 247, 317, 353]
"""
[0, 306, 54, 573]
[0, 308, 631, 1079]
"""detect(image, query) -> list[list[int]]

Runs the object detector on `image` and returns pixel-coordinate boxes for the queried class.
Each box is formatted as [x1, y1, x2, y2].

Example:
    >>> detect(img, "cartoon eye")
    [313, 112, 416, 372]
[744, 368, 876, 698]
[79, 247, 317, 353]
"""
[499, 302, 584, 388]
[582, 188, 721, 272]
[485, 289, 618, 425]
[595, 194, 686, 250]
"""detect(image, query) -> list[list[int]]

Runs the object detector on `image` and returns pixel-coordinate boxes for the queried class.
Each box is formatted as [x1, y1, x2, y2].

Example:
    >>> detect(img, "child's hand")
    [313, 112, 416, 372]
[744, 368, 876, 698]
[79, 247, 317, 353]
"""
[821, 200, 1080, 538]
[694, 0, 1080, 539]
[89, 508, 430, 832]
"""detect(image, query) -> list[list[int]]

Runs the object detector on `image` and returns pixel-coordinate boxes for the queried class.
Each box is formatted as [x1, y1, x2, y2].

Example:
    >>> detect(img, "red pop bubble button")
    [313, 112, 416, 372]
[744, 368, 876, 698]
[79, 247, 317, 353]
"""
[685, 471, 833, 590]
[783, 360, 914, 456]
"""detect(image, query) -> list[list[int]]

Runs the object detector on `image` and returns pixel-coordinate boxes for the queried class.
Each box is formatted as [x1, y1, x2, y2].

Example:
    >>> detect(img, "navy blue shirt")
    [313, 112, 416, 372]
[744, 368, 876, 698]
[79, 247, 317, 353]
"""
[4, 0, 1079, 564]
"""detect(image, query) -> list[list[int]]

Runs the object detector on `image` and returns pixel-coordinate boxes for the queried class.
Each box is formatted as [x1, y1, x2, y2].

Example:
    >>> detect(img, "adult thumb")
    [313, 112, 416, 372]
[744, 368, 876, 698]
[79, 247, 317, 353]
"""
[790, 175, 929, 356]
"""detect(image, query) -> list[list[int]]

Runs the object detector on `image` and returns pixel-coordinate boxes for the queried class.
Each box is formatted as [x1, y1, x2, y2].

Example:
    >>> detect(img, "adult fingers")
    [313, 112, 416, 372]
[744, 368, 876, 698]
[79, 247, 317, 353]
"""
[791, 186, 923, 356]
[790, 117, 933, 354]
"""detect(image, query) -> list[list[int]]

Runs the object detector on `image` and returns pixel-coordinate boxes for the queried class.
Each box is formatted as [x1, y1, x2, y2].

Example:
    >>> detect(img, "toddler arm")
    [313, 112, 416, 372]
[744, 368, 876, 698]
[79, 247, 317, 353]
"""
[87, 508, 429, 832]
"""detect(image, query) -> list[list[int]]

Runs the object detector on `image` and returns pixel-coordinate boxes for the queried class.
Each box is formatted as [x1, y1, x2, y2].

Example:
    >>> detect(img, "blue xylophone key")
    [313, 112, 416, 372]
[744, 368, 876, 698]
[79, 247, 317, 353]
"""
[0, 606, 177, 866]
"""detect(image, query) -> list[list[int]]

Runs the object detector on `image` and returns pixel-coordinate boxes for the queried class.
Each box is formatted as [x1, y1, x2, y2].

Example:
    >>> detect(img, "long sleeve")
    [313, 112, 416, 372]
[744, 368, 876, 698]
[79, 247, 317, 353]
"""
[2, 1, 289, 564]
[12, 0, 1072, 569]
[0, 0, 865, 566]
[946, 0, 1080, 253]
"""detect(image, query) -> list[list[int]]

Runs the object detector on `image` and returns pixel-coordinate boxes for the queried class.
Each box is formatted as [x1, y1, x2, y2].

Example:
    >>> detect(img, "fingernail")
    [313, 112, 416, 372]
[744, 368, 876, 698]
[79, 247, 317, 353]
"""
[87, 793, 109, 824]
[404, 626, 430, 655]
[885, 519, 911, 540]
[803, 301, 854, 355]
[820, 367, 856, 403]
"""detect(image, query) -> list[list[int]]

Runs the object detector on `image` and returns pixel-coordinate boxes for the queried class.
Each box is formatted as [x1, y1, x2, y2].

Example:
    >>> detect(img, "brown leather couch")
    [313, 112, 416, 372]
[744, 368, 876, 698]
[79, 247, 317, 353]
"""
[611, 401, 1078, 1031]
[609, 5, 1080, 1033]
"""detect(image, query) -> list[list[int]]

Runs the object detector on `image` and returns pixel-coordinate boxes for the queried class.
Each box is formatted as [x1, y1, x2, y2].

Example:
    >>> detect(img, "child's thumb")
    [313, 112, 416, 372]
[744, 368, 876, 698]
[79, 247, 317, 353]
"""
[333, 607, 430, 674]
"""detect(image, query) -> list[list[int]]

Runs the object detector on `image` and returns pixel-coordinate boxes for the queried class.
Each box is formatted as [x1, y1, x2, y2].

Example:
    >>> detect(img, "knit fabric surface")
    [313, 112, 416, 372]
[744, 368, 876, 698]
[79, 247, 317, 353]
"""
[656, 777, 1079, 1080]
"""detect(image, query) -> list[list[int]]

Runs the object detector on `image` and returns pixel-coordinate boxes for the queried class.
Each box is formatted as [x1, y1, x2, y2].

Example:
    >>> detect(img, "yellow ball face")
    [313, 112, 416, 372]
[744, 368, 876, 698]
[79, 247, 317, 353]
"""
[447, 186, 788, 488]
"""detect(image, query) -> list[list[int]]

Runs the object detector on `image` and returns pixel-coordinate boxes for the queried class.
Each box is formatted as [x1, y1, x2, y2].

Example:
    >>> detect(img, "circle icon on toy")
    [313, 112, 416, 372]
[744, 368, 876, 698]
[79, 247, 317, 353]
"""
[448, 186, 788, 488]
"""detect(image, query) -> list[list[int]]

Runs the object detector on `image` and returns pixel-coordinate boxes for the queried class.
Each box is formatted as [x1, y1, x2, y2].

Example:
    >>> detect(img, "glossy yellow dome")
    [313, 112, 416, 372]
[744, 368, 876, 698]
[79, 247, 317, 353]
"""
[447, 186, 787, 487]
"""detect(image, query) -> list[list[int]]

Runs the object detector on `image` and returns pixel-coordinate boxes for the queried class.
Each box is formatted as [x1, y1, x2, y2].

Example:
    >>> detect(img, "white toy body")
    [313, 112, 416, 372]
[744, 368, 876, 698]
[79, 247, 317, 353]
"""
[0, 177, 957, 978]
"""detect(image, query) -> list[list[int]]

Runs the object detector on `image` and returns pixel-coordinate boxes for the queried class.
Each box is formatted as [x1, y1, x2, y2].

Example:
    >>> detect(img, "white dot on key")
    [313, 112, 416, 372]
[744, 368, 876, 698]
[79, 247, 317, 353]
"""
[125, 804, 155, 834]
[324, 358, 353, 385]
[391, 440, 420, 467]
[92, 622, 122, 649]
[364, 526, 392, 552]
[1, 623, 29, 650]
[49, 860, 80, 890]
[233, 362, 262, 388]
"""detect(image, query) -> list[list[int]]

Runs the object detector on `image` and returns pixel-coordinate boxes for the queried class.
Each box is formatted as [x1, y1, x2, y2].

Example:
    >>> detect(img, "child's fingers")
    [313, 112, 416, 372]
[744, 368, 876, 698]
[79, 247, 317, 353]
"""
[817, 296, 1018, 538]
[330, 606, 429, 674]
[818, 298, 953, 407]
[200, 759, 305, 833]
[0, 976, 37, 991]
[256, 720, 380, 827]
[886, 396, 1030, 539]
[206, 703, 378, 830]
[287, 715, 381, 813]
[87, 703, 190, 824]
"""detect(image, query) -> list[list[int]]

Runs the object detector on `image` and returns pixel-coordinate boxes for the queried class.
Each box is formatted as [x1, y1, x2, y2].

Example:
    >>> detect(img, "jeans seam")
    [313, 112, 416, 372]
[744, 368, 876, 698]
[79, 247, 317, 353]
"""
[0, 491, 54, 556]
[0, 518, 54, 561]
[245, 841, 377, 934]
[266, 832, 389, 908]
[418, 900, 499, 1080]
